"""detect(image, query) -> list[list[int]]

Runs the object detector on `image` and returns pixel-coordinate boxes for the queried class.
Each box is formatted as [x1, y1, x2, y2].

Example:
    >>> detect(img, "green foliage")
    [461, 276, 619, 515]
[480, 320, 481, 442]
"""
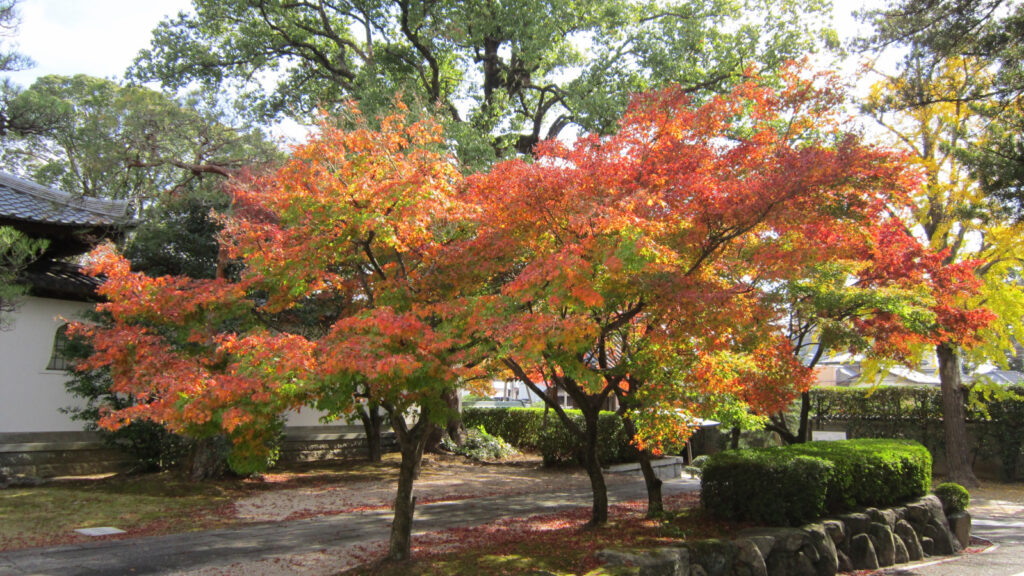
[701, 450, 834, 526]
[809, 385, 1024, 480]
[130, 0, 834, 166]
[701, 439, 931, 526]
[224, 419, 284, 476]
[61, 316, 190, 472]
[442, 426, 518, 462]
[122, 188, 233, 279]
[684, 454, 711, 479]
[463, 407, 636, 465]
[787, 439, 932, 511]
[2, 74, 280, 215]
[857, 0, 1024, 220]
[0, 226, 47, 330]
[934, 482, 970, 514]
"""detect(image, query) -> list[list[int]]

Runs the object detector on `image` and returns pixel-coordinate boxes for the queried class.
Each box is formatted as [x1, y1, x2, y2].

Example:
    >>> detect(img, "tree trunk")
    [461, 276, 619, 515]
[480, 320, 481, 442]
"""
[186, 436, 227, 481]
[638, 450, 664, 518]
[796, 391, 812, 443]
[357, 402, 383, 462]
[424, 390, 463, 453]
[445, 389, 465, 445]
[936, 343, 980, 487]
[579, 445, 609, 526]
[621, 411, 663, 517]
[387, 417, 430, 562]
[767, 392, 812, 445]
[730, 426, 741, 450]
[577, 408, 609, 526]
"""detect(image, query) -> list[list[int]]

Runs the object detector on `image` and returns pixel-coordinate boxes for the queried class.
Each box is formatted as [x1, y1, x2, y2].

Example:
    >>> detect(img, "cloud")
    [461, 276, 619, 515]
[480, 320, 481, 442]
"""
[6, 0, 191, 86]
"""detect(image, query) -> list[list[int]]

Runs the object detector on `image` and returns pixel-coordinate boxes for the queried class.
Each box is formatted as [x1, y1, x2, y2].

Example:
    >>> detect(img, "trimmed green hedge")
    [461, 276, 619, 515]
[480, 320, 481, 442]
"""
[463, 406, 637, 465]
[809, 385, 1024, 480]
[787, 439, 931, 511]
[701, 450, 834, 526]
[701, 439, 931, 526]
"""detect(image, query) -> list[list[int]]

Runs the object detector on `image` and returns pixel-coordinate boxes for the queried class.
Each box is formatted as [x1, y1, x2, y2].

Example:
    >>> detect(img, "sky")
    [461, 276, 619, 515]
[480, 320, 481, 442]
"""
[5, 0, 879, 89]
[5, 0, 192, 87]
[1, 0, 887, 147]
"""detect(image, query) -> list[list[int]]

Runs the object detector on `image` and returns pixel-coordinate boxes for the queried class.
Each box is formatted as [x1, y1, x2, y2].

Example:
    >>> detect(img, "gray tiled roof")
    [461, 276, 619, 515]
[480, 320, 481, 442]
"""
[0, 172, 129, 226]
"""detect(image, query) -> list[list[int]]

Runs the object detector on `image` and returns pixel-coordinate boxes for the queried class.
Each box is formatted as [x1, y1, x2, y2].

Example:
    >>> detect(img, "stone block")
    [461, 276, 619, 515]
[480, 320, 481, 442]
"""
[867, 507, 897, 528]
[894, 520, 924, 561]
[597, 548, 689, 576]
[867, 522, 896, 567]
[948, 511, 971, 549]
[924, 522, 958, 555]
[893, 534, 909, 564]
[733, 539, 767, 576]
[836, 550, 853, 573]
[920, 536, 934, 556]
[850, 533, 879, 570]
[822, 520, 845, 545]
[836, 512, 871, 536]
[766, 550, 816, 576]
[802, 523, 838, 576]
[687, 539, 734, 576]
[904, 496, 943, 531]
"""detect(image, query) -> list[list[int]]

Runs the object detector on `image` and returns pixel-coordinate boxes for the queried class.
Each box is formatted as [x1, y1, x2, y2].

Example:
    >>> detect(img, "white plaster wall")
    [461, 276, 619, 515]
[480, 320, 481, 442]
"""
[0, 296, 93, 433]
[283, 407, 349, 427]
[0, 297, 355, 433]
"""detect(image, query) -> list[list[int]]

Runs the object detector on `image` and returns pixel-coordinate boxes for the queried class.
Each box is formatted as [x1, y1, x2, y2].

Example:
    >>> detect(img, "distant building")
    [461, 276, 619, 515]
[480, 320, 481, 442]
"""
[812, 351, 1023, 388]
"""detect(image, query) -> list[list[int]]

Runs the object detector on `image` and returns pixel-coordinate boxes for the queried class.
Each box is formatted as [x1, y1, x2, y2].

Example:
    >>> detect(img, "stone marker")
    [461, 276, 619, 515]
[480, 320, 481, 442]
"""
[74, 527, 126, 537]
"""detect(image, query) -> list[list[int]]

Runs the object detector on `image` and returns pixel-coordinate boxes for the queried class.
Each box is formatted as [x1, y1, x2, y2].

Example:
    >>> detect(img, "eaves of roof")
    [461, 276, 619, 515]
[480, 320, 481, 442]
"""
[0, 172, 130, 227]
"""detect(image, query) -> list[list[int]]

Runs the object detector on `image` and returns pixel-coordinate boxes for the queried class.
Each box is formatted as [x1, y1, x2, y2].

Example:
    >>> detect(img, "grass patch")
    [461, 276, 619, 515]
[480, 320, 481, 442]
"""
[0, 472, 241, 550]
[0, 455, 407, 551]
[344, 493, 746, 576]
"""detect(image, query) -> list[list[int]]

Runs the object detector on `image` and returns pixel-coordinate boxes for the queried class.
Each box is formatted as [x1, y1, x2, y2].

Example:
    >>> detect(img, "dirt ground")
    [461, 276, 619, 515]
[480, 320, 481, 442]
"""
[179, 453, 633, 576]
[232, 452, 630, 522]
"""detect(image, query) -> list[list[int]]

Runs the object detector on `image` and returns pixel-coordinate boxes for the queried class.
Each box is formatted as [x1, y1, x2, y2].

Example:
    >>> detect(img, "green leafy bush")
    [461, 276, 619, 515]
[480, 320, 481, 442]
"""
[701, 439, 932, 526]
[787, 439, 931, 511]
[809, 385, 1024, 481]
[463, 407, 636, 465]
[701, 450, 834, 526]
[684, 454, 711, 478]
[934, 482, 970, 514]
[443, 426, 518, 461]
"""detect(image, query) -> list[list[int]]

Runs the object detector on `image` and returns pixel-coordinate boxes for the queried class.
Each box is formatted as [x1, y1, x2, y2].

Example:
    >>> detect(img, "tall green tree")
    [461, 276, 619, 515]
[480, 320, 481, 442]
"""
[130, 0, 836, 167]
[861, 51, 1022, 487]
[0, 0, 48, 138]
[1, 74, 281, 216]
[858, 0, 1024, 219]
[0, 226, 46, 330]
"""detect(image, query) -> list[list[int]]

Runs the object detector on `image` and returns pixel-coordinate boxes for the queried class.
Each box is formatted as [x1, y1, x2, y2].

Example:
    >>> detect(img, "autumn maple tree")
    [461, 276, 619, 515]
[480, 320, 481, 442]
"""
[73, 104, 478, 562]
[453, 65, 964, 522]
[763, 215, 995, 446]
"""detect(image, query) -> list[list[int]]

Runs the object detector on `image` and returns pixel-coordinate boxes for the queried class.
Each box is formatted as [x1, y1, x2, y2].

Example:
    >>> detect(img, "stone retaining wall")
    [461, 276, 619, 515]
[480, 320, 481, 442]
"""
[1, 427, 396, 481]
[599, 495, 969, 576]
[277, 426, 397, 464]
[0, 432, 132, 479]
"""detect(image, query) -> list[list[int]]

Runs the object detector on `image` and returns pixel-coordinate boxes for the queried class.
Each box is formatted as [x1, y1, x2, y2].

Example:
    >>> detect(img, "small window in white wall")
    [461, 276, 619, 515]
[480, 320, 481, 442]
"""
[46, 324, 71, 371]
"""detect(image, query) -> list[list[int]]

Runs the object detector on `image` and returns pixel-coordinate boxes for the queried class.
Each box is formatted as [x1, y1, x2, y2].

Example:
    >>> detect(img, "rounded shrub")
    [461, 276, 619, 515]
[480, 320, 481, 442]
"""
[463, 406, 636, 465]
[786, 438, 932, 511]
[701, 449, 833, 526]
[443, 426, 517, 461]
[934, 482, 970, 514]
[701, 438, 933, 526]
